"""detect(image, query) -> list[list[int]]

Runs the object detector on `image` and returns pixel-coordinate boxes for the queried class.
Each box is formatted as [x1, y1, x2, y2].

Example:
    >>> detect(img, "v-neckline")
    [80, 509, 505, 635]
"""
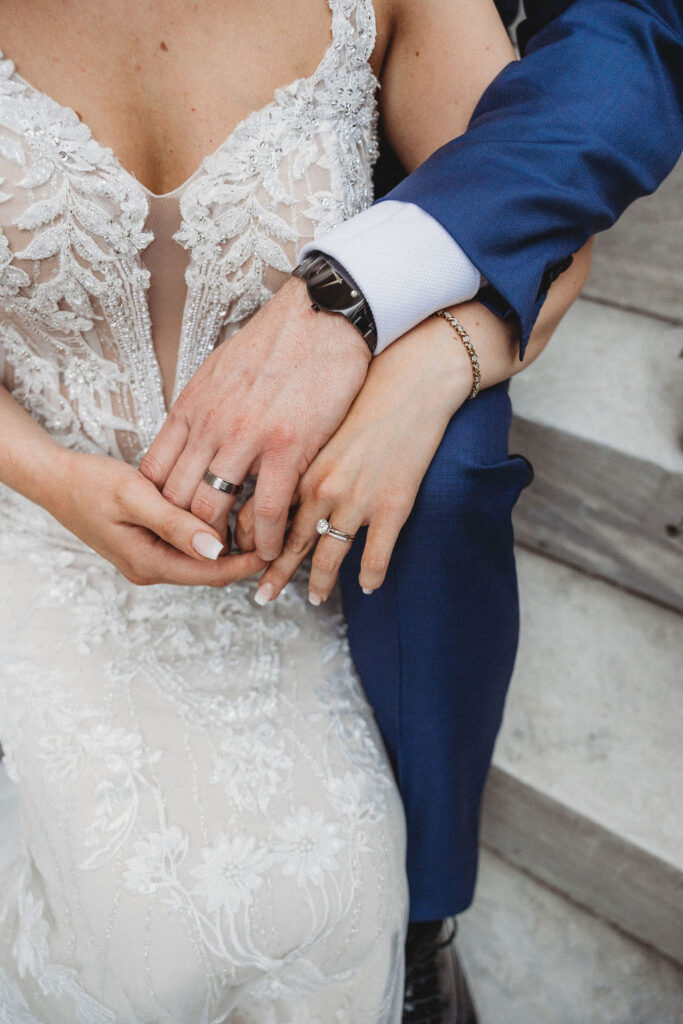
[1, 3, 340, 200]
[0, 12, 344, 418]
[0, 1, 379, 437]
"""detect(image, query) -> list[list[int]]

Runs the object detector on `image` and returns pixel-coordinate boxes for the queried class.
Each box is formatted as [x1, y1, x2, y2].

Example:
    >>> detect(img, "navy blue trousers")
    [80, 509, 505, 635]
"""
[338, 378, 533, 923]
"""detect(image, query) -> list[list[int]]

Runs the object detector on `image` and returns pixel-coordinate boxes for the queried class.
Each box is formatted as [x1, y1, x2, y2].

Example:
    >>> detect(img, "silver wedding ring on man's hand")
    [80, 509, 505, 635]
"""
[203, 470, 244, 496]
[316, 518, 356, 544]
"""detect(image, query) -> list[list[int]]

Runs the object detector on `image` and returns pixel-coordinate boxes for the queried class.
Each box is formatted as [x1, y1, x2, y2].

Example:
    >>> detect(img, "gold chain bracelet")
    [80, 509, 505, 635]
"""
[433, 310, 481, 399]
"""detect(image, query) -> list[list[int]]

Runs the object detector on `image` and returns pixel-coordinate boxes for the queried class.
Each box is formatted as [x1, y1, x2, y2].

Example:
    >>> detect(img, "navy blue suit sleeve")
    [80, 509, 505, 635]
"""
[380, 0, 683, 357]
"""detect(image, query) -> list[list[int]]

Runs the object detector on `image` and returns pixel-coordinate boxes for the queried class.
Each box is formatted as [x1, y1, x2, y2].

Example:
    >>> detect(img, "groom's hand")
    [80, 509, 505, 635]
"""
[140, 277, 371, 561]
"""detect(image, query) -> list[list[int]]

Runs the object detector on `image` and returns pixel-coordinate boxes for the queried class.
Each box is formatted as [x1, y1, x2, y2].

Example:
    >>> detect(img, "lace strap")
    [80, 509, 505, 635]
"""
[328, 0, 378, 64]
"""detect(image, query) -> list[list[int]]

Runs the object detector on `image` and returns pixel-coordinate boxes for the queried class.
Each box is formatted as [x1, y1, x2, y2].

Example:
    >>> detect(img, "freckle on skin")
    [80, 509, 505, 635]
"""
[159, 40, 168, 51]
[415, 50, 420, 57]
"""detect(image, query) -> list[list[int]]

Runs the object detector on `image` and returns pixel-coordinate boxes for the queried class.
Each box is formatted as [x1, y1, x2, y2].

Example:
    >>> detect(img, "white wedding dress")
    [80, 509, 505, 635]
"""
[0, 2, 410, 1021]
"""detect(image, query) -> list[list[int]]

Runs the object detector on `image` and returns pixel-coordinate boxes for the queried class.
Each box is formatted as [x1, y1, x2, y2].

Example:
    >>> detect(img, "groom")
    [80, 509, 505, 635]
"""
[141, 1, 683, 1019]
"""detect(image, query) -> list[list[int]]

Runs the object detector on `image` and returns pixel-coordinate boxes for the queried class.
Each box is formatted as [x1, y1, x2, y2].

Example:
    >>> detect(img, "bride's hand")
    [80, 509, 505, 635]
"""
[48, 451, 266, 587]
[237, 240, 592, 603]
[235, 316, 474, 603]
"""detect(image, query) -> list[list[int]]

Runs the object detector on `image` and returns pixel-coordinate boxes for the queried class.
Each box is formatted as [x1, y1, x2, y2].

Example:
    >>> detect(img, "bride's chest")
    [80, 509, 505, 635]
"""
[0, 25, 380, 323]
[0, 0, 380, 450]
[1, 0, 375, 198]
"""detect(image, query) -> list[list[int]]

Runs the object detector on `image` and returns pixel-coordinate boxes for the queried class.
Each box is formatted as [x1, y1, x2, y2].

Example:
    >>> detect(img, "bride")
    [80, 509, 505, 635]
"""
[0, 0, 591, 1020]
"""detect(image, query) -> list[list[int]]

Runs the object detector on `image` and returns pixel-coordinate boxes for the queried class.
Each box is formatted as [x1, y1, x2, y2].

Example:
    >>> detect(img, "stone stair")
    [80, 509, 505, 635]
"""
[471, 162, 683, 1015]
[457, 847, 683, 1024]
[508, 298, 683, 611]
[482, 548, 682, 964]
[582, 159, 683, 324]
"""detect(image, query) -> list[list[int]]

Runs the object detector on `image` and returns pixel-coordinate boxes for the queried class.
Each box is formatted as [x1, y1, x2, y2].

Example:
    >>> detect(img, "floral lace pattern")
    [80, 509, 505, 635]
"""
[0, 2, 409, 1021]
[0, 0, 378, 458]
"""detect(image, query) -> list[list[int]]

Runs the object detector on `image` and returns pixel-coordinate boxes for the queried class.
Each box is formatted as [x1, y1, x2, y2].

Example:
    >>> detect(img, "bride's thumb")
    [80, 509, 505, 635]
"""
[132, 484, 227, 560]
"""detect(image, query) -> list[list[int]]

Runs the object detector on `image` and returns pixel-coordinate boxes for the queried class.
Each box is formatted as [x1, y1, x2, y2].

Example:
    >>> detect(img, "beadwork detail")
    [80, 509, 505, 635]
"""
[0, 0, 379, 456]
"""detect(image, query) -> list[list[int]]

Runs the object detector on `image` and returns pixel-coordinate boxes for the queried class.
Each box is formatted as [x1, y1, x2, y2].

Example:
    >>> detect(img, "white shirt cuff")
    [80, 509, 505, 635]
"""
[299, 200, 482, 354]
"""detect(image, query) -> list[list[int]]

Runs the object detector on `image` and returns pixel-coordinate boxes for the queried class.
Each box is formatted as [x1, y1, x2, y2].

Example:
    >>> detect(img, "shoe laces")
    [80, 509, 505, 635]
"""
[403, 924, 456, 1024]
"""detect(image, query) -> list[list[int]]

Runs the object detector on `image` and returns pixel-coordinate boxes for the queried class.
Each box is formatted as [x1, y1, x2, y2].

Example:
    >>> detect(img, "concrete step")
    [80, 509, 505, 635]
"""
[480, 547, 683, 965]
[509, 297, 683, 611]
[457, 847, 683, 1024]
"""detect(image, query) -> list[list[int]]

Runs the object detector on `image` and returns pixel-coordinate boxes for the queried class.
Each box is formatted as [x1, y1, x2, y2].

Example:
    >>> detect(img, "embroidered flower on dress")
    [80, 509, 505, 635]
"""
[271, 806, 345, 888]
[123, 826, 189, 896]
[210, 721, 294, 814]
[190, 833, 270, 915]
[12, 887, 49, 979]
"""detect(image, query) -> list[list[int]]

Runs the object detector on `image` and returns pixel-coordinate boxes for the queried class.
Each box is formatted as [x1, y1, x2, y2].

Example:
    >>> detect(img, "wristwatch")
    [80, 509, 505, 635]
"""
[292, 253, 377, 354]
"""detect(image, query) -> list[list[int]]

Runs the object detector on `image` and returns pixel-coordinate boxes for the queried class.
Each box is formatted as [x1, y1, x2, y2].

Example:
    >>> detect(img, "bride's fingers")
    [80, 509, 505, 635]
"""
[357, 514, 407, 594]
[253, 503, 322, 603]
[130, 534, 266, 587]
[307, 508, 364, 604]
[125, 475, 227, 561]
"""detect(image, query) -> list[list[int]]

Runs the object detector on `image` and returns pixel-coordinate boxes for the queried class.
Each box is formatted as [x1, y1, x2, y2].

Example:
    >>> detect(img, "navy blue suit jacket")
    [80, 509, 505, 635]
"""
[376, 0, 683, 357]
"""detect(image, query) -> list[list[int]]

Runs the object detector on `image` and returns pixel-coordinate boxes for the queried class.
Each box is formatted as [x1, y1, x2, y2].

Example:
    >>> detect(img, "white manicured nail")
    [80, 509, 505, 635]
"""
[192, 532, 223, 560]
[362, 587, 373, 595]
[255, 581, 274, 606]
[308, 592, 322, 606]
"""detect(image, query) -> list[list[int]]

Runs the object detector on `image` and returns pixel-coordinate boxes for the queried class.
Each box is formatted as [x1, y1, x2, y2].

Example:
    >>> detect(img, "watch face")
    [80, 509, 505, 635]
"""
[296, 255, 376, 351]
[306, 261, 359, 314]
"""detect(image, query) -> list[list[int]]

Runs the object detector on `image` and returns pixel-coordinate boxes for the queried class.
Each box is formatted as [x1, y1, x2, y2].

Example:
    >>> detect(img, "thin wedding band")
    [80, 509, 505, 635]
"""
[203, 471, 244, 496]
[316, 518, 356, 543]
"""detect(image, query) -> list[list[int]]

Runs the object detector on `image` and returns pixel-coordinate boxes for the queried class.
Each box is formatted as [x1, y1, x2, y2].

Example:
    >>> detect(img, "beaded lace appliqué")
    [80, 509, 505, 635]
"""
[0, 0, 379, 458]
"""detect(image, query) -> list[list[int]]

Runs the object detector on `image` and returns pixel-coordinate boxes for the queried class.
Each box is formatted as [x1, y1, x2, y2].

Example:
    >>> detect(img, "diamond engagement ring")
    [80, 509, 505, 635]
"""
[203, 471, 244, 496]
[316, 518, 356, 543]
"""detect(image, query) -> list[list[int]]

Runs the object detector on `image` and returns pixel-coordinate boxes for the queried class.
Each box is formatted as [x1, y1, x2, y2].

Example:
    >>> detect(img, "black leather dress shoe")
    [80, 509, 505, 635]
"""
[402, 918, 479, 1024]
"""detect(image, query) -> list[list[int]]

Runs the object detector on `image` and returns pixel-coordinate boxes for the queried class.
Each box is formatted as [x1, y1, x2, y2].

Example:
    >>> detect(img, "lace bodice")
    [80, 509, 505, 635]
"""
[0, 0, 379, 463]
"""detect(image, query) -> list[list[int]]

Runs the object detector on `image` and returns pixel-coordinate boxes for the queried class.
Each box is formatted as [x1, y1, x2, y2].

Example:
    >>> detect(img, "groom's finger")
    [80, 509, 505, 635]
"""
[139, 411, 190, 488]
[235, 497, 256, 551]
[190, 446, 252, 540]
[252, 456, 301, 562]
[162, 432, 250, 520]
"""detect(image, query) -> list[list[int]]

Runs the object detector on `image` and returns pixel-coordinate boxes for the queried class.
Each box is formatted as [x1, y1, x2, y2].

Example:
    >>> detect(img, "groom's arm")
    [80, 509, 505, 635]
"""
[303, 0, 683, 359]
